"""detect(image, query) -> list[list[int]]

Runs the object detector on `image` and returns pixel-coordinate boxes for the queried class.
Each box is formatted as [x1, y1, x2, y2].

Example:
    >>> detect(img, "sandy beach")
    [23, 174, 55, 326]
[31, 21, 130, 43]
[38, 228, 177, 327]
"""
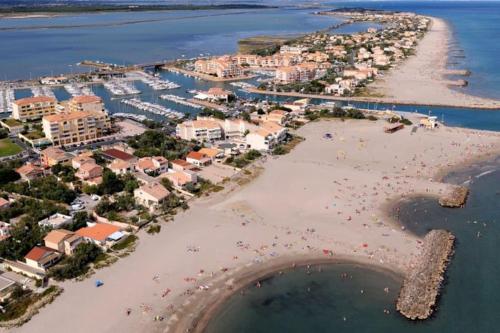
[6, 117, 500, 333]
[370, 17, 500, 108]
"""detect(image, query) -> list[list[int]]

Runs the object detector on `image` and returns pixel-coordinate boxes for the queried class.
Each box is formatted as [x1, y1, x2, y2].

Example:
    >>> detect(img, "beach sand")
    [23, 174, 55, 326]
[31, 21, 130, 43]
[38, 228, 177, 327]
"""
[370, 17, 500, 108]
[8, 119, 500, 333]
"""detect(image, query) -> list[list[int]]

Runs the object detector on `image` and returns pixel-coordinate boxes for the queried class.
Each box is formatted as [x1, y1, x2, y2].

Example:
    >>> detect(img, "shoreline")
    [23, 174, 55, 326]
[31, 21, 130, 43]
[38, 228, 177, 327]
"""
[245, 88, 500, 110]
[172, 254, 404, 333]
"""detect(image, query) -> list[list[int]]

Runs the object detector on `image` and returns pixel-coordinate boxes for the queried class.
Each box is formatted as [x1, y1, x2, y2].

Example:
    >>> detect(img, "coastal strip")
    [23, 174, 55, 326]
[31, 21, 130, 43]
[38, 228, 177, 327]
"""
[245, 87, 500, 110]
[396, 230, 455, 320]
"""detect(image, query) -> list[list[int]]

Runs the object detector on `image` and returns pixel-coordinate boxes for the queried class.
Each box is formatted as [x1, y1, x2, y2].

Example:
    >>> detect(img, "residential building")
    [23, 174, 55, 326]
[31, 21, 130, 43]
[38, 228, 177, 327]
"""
[0, 222, 11, 241]
[38, 213, 73, 229]
[108, 159, 134, 175]
[246, 122, 287, 151]
[136, 156, 168, 175]
[42, 110, 111, 146]
[160, 170, 197, 188]
[0, 198, 9, 210]
[44, 229, 83, 255]
[72, 154, 95, 169]
[67, 95, 105, 113]
[134, 182, 170, 211]
[198, 148, 222, 160]
[75, 161, 103, 184]
[15, 163, 44, 181]
[186, 151, 212, 167]
[170, 159, 195, 172]
[194, 56, 244, 78]
[12, 96, 57, 121]
[76, 223, 124, 248]
[176, 119, 222, 141]
[40, 146, 73, 167]
[101, 148, 136, 163]
[24, 246, 61, 271]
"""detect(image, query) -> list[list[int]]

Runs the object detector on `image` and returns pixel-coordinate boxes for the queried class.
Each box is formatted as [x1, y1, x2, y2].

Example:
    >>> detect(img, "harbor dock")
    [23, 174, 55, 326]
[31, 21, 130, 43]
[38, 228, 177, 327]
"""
[396, 230, 455, 320]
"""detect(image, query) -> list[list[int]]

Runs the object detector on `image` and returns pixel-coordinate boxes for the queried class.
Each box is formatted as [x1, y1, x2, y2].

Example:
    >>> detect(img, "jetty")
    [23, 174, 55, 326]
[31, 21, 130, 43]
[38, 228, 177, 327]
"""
[439, 186, 469, 208]
[396, 230, 455, 320]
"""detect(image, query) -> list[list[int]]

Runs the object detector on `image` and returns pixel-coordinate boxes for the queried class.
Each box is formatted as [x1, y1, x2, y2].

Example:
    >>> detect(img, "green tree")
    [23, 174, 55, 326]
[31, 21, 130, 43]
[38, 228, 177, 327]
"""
[98, 169, 124, 195]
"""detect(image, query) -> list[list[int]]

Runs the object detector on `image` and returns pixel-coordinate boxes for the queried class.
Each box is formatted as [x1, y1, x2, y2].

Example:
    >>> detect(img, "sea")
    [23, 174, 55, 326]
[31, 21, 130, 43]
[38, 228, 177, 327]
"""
[3, 2, 500, 332]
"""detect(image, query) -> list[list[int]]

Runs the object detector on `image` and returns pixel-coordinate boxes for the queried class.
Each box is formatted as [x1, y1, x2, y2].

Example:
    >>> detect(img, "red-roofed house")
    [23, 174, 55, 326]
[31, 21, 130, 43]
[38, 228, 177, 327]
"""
[186, 151, 211, 167]
[101, 148, 137, 162]
[24, 246, 61, 271]
[16, 163, 44, 181]
[136, 156, 168, 175]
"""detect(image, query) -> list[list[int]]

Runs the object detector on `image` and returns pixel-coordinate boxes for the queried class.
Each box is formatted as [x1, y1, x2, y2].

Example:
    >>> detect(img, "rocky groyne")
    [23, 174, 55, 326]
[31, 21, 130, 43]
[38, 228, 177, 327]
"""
[439, 186, 469, 207]
[396, 230, 455, 320]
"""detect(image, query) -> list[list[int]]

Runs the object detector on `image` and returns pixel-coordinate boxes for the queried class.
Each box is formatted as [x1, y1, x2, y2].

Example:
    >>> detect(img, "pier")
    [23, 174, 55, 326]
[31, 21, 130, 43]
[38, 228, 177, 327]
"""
[396, 230, 455, 320]
[439, 186, 469, 208]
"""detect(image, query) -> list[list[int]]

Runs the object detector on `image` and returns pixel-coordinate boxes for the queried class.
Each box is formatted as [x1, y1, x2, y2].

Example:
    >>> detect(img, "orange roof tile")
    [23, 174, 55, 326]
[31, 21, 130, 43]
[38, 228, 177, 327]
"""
[76, 223, 120, 242]
[25, 246, 56, 261]
[70, 95, 102, 104]
[14, 96, 56, 106]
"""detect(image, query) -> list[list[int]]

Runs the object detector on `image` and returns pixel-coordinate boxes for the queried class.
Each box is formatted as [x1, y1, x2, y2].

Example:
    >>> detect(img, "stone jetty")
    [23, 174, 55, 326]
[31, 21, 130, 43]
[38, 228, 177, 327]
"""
[396, 230, 455, 320]
[439, 186, 469, 208]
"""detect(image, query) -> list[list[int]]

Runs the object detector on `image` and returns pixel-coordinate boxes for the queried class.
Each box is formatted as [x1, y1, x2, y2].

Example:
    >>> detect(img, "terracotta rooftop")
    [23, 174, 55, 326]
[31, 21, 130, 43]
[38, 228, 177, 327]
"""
[102, 148, 135, 161]
[70, 95, 102, 104]
[43, 111, 89, 122]
[16, 163, 43, 176]
[186, 151, 208, 161]
[76, 223, 120, 242]
[14, 96, 56, 106]
[44, 229, 74, 245]
[136, 182, 170, 201]
[25, 246, 56, 262]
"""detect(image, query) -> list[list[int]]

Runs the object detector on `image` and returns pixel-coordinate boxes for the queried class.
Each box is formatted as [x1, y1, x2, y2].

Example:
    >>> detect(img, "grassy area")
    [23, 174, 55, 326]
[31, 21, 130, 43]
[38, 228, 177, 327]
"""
[111, 234, 138, 251]
[1, 118, 22, 127]
[0, 286, 60, 323]
[238, 35, 294, 55]
[22, 131, 45, 140]
[272, 135, 305, 155]
[0, 139, 22, 157]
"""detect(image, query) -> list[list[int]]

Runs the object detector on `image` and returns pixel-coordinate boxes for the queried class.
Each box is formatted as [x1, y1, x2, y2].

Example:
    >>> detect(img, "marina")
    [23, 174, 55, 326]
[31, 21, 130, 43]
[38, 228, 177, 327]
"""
[112, 112, 150, 122]
[159, 94, 203, 109]
[31, 86, 55, 99]
[103, 80, 141, 96]
[120, 98, 184, 119]
[0, 88, 14, 114]
[133, 71, 181, 91]
[64, 83, 95, 97]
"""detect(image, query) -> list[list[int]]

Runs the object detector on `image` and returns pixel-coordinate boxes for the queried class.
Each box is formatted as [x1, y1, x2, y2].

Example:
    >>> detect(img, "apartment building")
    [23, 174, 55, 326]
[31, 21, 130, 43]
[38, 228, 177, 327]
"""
[67, 95, 105, 113]
[194, 56, 244, 78]
[176, 119, 223, 141]
[42, 111, 111, 146]
[12, 96, 57, 121]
